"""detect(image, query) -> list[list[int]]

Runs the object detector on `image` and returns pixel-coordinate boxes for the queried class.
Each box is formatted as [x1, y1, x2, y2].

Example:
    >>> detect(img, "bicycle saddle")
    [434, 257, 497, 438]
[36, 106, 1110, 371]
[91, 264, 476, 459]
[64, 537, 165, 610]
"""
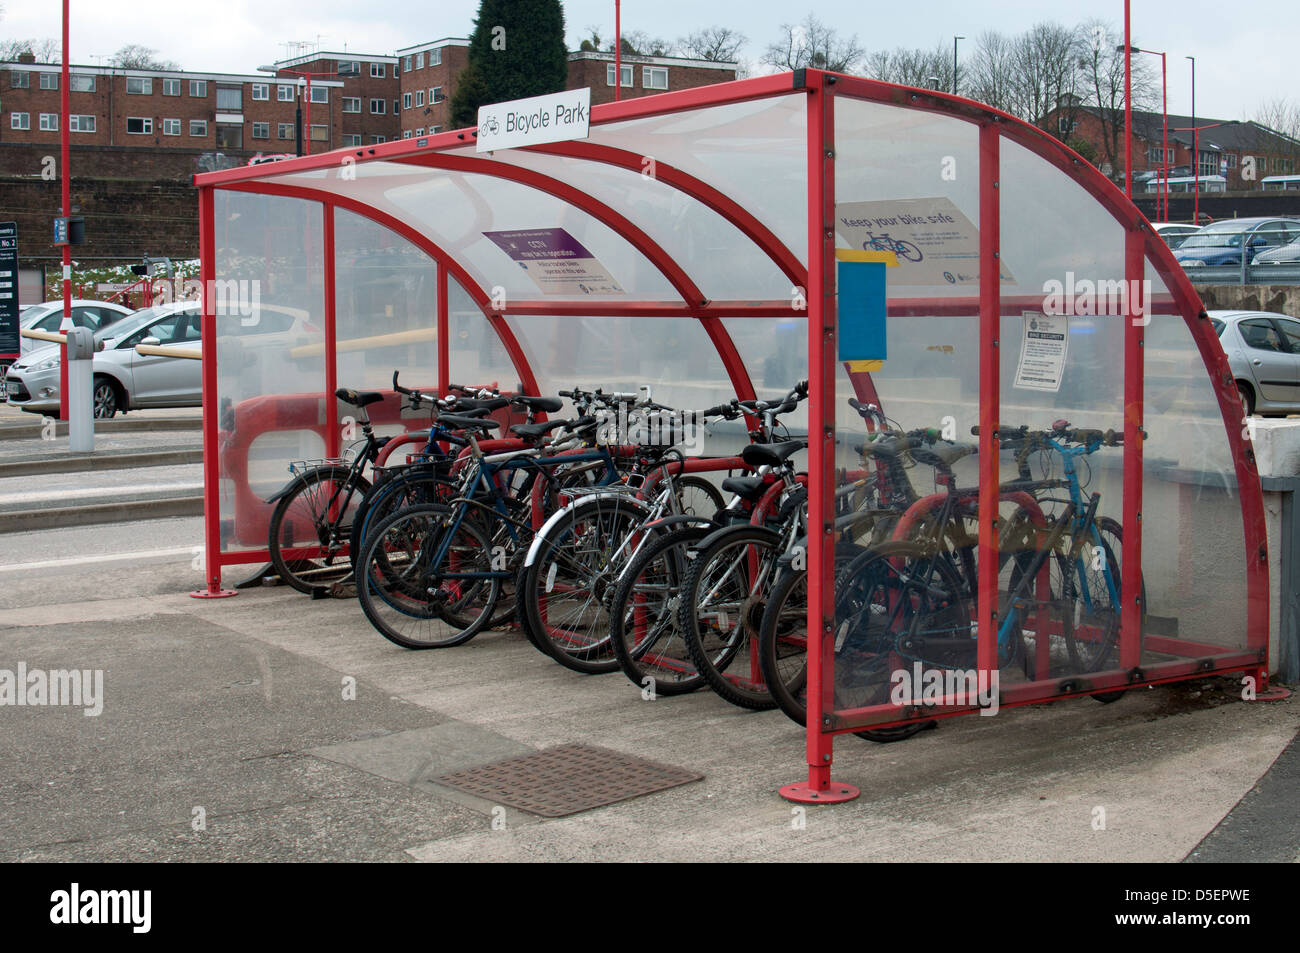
[512, 395, 564, 413]
[457, 397, 510, 412]
[335, 388, 384, 408]
[720, 475, 768, 501]
[509, 419, 571, 439]
[741, 439, 807, 468]
[912, 442, 974, 468]
[435, 414, 500, 432]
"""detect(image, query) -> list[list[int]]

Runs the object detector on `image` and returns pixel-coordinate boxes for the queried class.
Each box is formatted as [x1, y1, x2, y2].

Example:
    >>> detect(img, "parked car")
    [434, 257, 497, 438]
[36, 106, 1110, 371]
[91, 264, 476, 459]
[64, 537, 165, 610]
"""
[5, 300, 320, 418]
[1174, 217, 1300, 268]
[1210, 309, 1300, 415]
[1153, 223, 1202, 250]
[1, 299, 134, 402]
[1251, 239, 1300, 264]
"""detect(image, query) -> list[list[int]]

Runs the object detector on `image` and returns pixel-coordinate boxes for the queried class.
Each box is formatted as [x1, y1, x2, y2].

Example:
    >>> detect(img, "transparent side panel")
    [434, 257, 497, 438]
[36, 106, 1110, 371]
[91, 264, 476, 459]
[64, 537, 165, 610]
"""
[214, 191, 327, 551]
[333, 208, 437, 395]
[447, 277, 521, 392]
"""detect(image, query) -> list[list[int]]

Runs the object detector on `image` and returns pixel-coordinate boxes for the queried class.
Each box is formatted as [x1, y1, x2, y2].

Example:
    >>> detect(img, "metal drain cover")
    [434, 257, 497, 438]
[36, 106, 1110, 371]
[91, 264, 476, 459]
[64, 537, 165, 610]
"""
[434, 743, 702, 817]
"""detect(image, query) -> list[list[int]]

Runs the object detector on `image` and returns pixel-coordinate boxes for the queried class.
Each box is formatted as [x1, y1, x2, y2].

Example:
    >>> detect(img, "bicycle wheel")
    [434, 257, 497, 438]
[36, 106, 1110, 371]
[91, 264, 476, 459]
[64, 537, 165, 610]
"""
[671, 476, 725, 521]
[357, 503, 499, 649]
[268, 465, 370, 595]
[1087, 517, 1145, 703]
[349, 465, 454, 571]
[609, 525, 714, 696]
[520, 494, 649, 674]
[679, 525, 783, 710]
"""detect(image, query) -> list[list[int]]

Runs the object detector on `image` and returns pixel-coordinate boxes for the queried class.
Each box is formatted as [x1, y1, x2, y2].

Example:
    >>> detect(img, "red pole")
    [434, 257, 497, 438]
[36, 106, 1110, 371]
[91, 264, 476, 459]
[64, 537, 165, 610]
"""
[59, 0, 70, 422]
[305, 75, 312, 156]
[779, 72, 857, 805]
[1160, 53, 1168, 223]
[1121, 227, 1144, 670]
[614, 0, 622, 103]
[437, 265, 449, 393]
[1123, 0, 1132, 199]
[977, 122, 1001, 677]
[322, 203, 338, 458]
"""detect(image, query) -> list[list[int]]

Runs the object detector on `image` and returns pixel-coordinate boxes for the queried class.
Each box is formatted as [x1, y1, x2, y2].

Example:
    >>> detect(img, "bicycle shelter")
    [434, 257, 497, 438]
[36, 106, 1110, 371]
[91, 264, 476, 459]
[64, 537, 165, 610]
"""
[193, 70, 1269, 801]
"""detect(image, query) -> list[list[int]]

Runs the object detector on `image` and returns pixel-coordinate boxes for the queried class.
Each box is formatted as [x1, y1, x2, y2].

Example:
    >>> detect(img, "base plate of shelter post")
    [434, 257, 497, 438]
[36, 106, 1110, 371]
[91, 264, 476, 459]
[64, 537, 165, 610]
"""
[779, 780, 861, 804]
[189, 587, 238, 599]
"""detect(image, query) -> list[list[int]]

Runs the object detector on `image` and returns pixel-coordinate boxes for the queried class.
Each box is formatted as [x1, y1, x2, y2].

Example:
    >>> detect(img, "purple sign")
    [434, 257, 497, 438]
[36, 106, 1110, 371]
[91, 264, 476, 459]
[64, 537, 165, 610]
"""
[483, 227, 624, 296]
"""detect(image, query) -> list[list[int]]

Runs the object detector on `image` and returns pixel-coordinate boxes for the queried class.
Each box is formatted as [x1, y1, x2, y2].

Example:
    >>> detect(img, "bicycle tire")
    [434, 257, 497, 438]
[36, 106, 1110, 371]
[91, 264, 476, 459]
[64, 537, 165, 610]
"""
[268, 465, 371, 595]
[671, 476, 725, 521]
[609, 524, 715, 696]
[357, 503, 499, 649]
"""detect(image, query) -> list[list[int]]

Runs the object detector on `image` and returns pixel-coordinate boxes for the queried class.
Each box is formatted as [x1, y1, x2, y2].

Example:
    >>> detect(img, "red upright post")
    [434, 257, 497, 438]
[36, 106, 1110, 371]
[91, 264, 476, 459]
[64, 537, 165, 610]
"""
[304, 76, 313, 156]
[437, 265, 449, 393]
[192, 186, 236, 598]
[322, 203, 339, 458]
[1123, 0, 1132, 199]
[781, 72, 858, 805]
[976, 123, 1001, 677]
[58, 0, 71, 422]
[614, 1, 622, 103]
[1160, 53, 1168, 223]
[1121, 227, 1145, 669]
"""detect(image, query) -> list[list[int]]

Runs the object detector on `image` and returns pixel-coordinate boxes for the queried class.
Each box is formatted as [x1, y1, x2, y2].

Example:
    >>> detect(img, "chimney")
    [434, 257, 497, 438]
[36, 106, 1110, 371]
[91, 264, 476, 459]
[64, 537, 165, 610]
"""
[17, 51, 37, 64]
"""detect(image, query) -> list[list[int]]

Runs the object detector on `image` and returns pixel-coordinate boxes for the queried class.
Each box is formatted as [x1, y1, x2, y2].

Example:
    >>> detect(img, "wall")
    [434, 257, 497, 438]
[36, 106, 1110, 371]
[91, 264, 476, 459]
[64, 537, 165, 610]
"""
[1193, 284, 1300, 316]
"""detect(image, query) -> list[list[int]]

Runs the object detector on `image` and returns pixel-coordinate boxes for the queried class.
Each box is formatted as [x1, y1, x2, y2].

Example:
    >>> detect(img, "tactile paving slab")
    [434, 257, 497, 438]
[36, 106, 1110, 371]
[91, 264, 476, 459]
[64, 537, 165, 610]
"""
[434, 743, 702, 817]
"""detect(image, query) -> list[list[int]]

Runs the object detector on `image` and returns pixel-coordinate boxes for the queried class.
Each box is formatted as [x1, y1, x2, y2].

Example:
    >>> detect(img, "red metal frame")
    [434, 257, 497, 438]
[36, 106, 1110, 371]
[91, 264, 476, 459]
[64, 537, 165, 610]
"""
[191, 69, 1271, 785]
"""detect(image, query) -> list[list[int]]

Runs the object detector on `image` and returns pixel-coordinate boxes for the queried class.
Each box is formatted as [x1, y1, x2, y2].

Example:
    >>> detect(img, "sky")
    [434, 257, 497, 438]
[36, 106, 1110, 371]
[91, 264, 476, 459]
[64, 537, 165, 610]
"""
[1, 0, 1293, 122]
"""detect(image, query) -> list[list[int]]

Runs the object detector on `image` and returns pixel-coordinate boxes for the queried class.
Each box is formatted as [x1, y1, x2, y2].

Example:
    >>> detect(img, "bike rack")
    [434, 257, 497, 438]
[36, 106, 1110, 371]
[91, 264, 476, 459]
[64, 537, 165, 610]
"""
[193, 69, 1271, 801]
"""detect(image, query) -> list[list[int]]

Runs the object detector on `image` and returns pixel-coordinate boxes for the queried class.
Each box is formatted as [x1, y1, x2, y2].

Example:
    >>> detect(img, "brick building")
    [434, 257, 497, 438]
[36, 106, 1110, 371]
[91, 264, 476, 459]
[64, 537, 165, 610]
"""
[394, 39, 469, 139]
[567, 51, 737, 107]
[268, 51, 400, 146]
[1048, 105, 1300, 191]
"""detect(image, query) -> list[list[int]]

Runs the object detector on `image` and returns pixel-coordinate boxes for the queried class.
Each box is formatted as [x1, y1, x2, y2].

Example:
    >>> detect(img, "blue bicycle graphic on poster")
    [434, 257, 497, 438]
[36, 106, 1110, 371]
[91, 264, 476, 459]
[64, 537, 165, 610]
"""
[862, 230, 924, 262]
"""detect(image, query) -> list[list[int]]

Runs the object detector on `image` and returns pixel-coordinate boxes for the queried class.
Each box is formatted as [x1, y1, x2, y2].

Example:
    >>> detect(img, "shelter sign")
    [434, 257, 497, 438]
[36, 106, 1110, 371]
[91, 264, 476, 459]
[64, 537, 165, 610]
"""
[835, 197, 1013, 287]
[1013, 312, 1069, 393]
[0, 222, 18, 357]
[835, 249, 897, 371]
[484, 228, 625, 296]
[476, 88, 591, 153]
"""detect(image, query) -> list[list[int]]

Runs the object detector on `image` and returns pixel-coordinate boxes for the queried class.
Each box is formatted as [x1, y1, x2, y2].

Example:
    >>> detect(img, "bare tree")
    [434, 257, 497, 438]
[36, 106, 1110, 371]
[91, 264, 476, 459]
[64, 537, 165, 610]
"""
[1251, 99, 1300, 173]
[1077, 20, 1156, 179]
[1005, 22, 1085, 133]
[109, 44, 179, 70]
[678, 26, 746, 62]
[763, 14, 863, 73]
[863, 43, 953, 91]
[0, 37, 60, 63]
[965, 30, 1016, 112]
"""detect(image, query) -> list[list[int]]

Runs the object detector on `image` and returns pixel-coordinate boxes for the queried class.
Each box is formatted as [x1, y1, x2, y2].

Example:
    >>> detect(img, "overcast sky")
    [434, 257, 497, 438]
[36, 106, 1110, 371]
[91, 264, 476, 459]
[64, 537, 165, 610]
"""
[2, 0, 1291, 121]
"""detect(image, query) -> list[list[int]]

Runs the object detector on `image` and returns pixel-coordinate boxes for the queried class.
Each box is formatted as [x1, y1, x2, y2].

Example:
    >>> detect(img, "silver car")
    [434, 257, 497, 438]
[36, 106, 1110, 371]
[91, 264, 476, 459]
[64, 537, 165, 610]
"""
[1212, 309, 1300, 416]
[1, 299, 134, 401]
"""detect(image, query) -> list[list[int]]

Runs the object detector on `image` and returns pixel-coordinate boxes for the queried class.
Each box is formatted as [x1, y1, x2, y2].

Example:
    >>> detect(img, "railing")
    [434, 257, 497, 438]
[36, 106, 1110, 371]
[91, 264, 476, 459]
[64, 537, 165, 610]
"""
[1184, 260, 1300, 286]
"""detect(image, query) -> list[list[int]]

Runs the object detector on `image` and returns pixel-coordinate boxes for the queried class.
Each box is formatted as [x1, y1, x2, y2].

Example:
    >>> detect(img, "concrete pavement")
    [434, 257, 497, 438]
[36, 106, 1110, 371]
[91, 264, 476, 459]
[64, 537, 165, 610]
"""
[0, 538, 1295, 862]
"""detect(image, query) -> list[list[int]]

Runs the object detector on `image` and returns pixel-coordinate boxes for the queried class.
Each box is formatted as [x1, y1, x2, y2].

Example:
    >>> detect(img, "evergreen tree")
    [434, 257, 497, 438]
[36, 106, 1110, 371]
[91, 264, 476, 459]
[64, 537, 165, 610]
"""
[450, 0, 568, 128]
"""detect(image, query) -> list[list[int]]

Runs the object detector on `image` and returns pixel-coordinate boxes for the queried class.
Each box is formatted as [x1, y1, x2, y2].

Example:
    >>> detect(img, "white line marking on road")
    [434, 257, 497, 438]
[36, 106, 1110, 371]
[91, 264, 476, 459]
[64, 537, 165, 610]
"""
[0, 546, 195, 573]
[0, 482, 203, 505]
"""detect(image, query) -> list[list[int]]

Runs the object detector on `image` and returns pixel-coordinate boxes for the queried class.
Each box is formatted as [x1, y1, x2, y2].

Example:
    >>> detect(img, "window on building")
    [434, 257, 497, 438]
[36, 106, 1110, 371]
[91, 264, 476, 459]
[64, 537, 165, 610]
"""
[251, 83, 269, 101]
[1198, 151, 1219, 178]
[189, 119, 207, 136]
[607, 64, 633, 87]
[309, 86, 327, 104]
[643, 67, 668, 90]
[430, 125, 442, 134]
[278, 84, 295, 101]
[415, 52, 425, 70]
[216, 86, 241, 110]
[10, 71, 30, 89]
[162, 118, 181, 136]
[10, 112, 29, 131]
[126, 76, 152, 95]
[126, 117, 153, 134]
[393, 99, 399, 114]
[429, 48, 442, 67]
[162, 78, 181, 96]
[215, 124, 242, 149]
[251, 122, 269, 139]
[39, 113, 58, 132]
[70, 74, 95, 92]
[430, 86, 443, 103]
[415, 90, 424, 108]
[337, 60, 360, 75]
[370, 135, 385, 143]
[190, 80, 207, 97]
[370, 63, 385, 78]
[403, 92, 412, 110]
[1277, 158, 1296, 175]
[278, 123, 294, 140]
[1058, 116, 1077, 136]
[402, 130, 411, 139]
[40, 72, 58, 90]
[310, 124, 327, 142]
[342, 97, 361, 113]
[70, 114, 96, 132]
[370, 98, 385, 114]
[414, 127, 424, 136]
[1146, 146, 1173, 164]
[343, 134, 361, 147]
[1224, 154, 1238, 169]
[403, 55, 412, 72]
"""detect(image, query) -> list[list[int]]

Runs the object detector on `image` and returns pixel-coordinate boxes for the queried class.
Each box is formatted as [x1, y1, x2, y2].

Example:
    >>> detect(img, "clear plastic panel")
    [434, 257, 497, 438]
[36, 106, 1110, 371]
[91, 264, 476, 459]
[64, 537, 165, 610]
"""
[333, 208, 437, 395]
[214, 190, 328, 551]
[447, 276, 522, 392]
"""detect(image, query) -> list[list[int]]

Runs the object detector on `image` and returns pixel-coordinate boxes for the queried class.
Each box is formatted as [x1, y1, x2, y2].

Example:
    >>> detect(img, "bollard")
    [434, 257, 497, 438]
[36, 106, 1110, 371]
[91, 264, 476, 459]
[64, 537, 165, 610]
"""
[65, 325, 94, 453]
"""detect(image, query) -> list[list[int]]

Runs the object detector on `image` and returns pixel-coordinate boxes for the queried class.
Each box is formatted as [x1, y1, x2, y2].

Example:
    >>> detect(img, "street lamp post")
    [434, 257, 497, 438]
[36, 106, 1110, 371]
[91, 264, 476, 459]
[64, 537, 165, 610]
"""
[953, 35, 964, 96]
[258, 65, 358, 157]
[1187, 55, 1198, 223]
[615, 0, 622, 103]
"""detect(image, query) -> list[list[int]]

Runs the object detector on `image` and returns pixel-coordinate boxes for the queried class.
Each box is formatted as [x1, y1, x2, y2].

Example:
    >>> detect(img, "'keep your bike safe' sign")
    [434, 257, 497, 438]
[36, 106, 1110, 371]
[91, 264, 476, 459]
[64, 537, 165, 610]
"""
[476, 88, 591, 153]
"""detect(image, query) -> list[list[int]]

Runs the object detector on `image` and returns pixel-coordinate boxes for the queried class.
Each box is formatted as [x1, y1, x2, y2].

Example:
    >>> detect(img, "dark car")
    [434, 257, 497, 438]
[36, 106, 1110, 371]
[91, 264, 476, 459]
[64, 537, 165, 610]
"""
[1174, 217, 1300, 269]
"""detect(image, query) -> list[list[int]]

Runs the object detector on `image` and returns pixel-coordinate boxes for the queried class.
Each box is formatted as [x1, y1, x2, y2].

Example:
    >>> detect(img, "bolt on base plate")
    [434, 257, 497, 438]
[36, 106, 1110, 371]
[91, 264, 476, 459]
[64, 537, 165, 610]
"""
[779, 780, 861, 804]
[189, 588, 238, 599]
